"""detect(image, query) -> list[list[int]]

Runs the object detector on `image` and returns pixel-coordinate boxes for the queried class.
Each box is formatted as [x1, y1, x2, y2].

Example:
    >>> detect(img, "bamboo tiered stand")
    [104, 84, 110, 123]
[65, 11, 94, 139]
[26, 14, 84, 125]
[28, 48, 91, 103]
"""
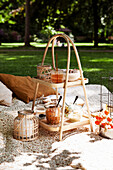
[38, 33, 93, 140]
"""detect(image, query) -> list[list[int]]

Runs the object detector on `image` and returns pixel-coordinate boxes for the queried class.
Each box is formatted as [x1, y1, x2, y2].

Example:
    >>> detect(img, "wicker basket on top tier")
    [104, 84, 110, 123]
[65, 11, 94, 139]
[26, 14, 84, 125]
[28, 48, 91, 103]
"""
[37, 63, 52, 82]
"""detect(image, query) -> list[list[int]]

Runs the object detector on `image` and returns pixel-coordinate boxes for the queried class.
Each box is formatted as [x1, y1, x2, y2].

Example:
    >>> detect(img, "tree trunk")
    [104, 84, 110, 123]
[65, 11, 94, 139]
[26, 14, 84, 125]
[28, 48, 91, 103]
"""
[24, 0, 30, 46]
[92, 0, 98, 47]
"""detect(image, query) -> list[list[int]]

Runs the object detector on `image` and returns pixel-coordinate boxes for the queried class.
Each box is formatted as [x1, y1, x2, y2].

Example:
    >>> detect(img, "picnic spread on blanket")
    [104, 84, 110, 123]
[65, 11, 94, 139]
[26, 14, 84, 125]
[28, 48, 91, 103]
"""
[1, 33, 113, 141]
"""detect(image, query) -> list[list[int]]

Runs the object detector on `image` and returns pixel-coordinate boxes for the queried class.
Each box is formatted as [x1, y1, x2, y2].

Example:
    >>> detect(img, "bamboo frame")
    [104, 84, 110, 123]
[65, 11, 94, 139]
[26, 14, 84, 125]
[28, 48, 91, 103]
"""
[41, 33, 93, 140]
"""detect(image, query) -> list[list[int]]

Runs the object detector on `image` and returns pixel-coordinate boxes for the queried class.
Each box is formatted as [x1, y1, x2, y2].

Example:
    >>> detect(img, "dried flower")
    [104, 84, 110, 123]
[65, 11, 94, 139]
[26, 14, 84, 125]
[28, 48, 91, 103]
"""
[104, 110, 109, 115]
[107, 117, 112, 122]
[95, 110, 113, 130]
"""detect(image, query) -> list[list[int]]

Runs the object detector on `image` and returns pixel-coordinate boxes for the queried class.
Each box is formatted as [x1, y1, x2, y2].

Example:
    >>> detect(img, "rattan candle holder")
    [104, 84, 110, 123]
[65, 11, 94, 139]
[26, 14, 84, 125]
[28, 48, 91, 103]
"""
[37, 63, 52, 81]
[13, 110, 39, 141]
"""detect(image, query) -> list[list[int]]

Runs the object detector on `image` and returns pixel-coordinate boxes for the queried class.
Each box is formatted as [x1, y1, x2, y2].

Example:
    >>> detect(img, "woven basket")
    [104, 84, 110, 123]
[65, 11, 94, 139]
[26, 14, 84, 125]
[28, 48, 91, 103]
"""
[13, 110, 39, 141]
[37, 64, 52, 82]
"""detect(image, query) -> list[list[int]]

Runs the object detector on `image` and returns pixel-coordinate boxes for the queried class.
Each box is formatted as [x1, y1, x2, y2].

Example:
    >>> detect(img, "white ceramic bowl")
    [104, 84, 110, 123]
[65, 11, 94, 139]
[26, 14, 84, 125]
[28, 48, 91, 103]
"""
[63, 69, 82, 82]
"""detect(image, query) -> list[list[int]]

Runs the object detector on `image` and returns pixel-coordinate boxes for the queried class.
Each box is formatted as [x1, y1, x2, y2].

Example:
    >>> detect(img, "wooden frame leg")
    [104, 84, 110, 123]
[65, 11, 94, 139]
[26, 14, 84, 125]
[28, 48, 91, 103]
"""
[56, 88, 58, 99]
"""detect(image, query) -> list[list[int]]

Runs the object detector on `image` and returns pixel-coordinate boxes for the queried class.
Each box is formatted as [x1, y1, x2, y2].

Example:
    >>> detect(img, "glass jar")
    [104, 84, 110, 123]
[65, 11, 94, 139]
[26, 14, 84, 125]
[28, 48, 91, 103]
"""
[46, 106, 61, 124]
[51, 69, 64, 83]
[65, 104, 82, 122]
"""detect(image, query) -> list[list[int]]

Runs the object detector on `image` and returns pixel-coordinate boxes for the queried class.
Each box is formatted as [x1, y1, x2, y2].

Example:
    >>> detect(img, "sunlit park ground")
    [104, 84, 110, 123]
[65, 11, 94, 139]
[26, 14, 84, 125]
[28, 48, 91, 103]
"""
[0, 42, 113, 91]
[1, 42, 113, 48]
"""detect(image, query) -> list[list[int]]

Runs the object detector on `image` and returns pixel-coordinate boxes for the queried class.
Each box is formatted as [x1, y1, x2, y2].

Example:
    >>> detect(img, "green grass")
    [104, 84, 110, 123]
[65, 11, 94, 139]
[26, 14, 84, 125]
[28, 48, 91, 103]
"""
[0, 50, 44, 76]
[1, 42, 113, 49]
[0, 42, 48, 48]
[0, 42, 113, 91]
[79, 52, 113, 89]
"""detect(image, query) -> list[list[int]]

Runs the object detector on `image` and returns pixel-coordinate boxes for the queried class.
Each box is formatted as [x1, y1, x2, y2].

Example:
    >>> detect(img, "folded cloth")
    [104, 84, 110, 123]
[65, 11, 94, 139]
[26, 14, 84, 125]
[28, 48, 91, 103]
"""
[0, 74, 56, 103]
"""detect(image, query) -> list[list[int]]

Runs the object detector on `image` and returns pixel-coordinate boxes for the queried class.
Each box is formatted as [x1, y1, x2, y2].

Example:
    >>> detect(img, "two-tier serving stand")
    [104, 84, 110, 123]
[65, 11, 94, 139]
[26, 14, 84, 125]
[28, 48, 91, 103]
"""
[37, 33, 93, 140]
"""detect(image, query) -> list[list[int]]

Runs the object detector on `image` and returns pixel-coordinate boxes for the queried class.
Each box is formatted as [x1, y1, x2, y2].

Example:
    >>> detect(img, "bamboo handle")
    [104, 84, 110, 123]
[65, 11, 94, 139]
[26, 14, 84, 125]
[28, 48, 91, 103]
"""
[56, 53, 58, 71]
[32, 82, 39, 112]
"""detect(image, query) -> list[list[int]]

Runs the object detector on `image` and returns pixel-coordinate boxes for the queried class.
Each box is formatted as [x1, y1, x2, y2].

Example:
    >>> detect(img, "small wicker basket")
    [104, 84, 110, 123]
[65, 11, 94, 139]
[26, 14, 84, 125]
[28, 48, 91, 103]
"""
[37, 63, 52, 81]
[13, 110, 39, 141]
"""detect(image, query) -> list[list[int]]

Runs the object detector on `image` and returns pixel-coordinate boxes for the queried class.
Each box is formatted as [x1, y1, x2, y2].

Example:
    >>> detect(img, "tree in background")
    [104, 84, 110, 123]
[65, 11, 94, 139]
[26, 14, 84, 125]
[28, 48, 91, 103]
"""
[92, 0, 99, 47]
[0, 0, 24, 43]
[0, 0, 113, 47]
[24, 0, 30, 46]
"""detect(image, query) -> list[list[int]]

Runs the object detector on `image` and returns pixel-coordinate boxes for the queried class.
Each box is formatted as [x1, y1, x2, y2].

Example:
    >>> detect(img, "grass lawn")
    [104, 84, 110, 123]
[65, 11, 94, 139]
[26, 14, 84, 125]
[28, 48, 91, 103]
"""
[0, 42, 113, 48]
[0, 42, 113, 91]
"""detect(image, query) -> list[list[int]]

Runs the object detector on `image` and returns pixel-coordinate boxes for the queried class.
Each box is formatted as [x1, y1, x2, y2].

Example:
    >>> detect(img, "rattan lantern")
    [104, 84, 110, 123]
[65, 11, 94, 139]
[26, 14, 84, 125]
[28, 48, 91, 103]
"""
[13, 110, 39, 141]
[37, 63, 52, 81]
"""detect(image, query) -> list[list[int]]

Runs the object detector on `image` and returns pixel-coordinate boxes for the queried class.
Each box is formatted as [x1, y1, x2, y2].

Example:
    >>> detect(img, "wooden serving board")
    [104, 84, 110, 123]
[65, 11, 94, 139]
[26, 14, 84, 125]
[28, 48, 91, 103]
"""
[39, 116, 90, 132]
